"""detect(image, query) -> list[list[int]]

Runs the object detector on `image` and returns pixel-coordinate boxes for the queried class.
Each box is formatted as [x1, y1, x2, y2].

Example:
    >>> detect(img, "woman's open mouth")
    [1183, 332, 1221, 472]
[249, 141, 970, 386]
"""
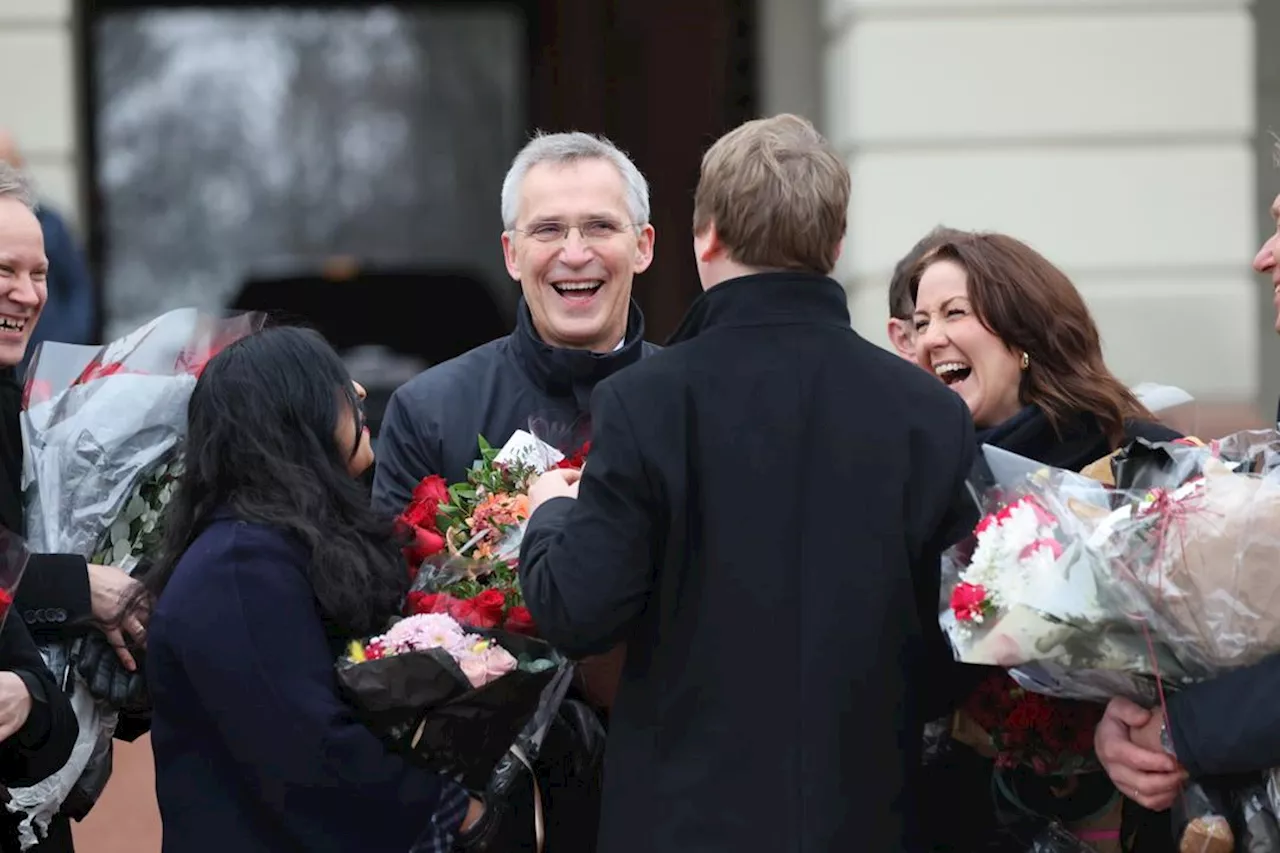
[934, 361, 972, 386]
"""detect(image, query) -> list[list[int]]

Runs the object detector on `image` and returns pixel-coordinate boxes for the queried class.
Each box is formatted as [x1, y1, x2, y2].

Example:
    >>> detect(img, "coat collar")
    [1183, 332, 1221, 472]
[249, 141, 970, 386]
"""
[508, 297, 649, 407]
[666, 271, 851, 345]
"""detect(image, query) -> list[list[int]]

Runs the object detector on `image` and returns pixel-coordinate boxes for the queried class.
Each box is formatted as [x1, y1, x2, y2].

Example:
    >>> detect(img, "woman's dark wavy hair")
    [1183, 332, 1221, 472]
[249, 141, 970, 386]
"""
[910, 232, 1155, 447]
[133, 325, 406, 638]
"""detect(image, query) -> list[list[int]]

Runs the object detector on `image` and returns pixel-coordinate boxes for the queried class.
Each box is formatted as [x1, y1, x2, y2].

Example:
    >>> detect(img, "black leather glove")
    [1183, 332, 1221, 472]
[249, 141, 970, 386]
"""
[75, 632, 149, 711]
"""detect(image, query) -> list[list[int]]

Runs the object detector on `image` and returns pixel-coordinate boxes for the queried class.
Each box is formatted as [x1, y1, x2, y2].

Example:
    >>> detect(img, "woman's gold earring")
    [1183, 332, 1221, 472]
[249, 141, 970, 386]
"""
[1021, 352, 1030, 370]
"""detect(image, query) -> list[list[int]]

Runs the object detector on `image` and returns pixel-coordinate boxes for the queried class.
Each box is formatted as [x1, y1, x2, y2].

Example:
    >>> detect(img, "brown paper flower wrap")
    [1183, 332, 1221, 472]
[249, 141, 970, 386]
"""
[1099, 459, 1280, 677]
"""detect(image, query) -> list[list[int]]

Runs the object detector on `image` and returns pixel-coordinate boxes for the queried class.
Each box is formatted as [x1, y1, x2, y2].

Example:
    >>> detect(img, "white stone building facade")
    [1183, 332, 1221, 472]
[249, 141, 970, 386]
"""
[3, 0, 1274, 412]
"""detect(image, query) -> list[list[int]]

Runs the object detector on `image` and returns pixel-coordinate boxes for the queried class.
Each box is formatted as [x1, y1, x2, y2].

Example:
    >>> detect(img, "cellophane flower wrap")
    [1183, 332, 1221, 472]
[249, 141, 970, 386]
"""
[7, 308, 263, 847]
[940, 444, 1176, 695]
[336, 611, 571, 792]
[401, 427, 587, 636]
[0, 528, 32, 633]
[940, 432, 1280, 850]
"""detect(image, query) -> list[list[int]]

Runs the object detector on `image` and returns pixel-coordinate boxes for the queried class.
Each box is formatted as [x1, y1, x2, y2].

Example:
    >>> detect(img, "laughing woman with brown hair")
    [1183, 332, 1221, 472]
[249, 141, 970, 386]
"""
[909, 232, 1179, 851]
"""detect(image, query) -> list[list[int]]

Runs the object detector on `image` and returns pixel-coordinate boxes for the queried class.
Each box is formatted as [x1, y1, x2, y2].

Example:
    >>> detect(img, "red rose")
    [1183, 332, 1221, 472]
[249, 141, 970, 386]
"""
[405, 526, 446, 568]
[406, 591, 458, 616]
[401, 475, 449, 529]
[451, 598, 501, 630]
[950, 582, 990, 622]
[22, 378, 51, 409]
[471, 589, 507, 624]
[503, 606, 537, 636]
[75, 360, 126, 385]
[413, 475, 449, 506]
[555, 441, 591, 470]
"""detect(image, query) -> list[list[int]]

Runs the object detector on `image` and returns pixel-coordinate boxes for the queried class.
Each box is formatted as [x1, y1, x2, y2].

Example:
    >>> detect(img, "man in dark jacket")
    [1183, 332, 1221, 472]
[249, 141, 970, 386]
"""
[0, 130, 97, 366]
[0, 162, 97, 852]
[518, 114, 977, 852]
[372, 130, 660, 510]
[371, 131, 659, 849]
[1092, 189, 1280, 819]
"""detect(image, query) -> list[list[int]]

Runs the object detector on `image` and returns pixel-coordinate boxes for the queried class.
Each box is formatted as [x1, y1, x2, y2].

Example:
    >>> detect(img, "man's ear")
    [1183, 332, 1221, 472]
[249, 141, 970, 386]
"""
[694, 222, 724, 264]
[501, 231, 520, 281]
[887, 318, 916, 360]
[633, 223, 656, 274]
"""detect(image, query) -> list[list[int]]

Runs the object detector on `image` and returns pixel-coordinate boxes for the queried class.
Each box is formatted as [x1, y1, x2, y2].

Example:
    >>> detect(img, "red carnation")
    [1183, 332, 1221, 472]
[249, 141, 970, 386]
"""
[1019, 538, 1064, 561]
[950, 582, 990, 622]
[503, 606, 537, 636]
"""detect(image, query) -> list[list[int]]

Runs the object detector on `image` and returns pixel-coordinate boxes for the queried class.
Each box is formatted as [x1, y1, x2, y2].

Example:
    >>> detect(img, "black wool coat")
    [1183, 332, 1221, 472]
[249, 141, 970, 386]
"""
[519, 272, 979, 852]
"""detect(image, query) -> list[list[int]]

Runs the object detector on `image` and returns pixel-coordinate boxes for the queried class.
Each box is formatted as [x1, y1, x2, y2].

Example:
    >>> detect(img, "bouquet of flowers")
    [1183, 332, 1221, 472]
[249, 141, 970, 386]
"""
[957, 674, 1103, 777]
[400, 428, 587, 634]
[7, 308, 262, 847]
[940, 444, 1194, 699]
[336, 611, 570, 792]
[940, 432, 1280, 851]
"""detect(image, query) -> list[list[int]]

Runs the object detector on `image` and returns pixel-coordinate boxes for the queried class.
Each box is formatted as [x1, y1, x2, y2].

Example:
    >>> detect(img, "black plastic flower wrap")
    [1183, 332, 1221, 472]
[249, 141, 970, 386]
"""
[336, 612, 572, 793]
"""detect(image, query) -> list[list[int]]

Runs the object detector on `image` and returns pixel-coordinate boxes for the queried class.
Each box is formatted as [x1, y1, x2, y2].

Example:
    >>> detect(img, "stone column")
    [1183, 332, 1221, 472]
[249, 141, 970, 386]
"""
[822, 0, 1258, 415]
[0, 0, 80, 228]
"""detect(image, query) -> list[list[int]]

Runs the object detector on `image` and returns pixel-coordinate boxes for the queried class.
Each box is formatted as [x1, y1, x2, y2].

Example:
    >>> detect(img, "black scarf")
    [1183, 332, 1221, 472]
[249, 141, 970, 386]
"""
[975, 404, 1180, 474]
[508, 297, 650, 412]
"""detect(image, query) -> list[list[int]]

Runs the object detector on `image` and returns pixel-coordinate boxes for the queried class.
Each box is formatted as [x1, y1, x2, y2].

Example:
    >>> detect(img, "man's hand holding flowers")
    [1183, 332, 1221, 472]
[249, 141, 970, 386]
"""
[1094, 697, 1186, 812]
[529, 468, 582, 511]
[88, 562, 149, 671]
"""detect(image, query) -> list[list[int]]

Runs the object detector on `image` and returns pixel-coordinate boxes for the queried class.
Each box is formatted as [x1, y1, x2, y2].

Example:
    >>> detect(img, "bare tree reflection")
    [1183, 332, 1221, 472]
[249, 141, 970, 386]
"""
[94, 6, 523, 338]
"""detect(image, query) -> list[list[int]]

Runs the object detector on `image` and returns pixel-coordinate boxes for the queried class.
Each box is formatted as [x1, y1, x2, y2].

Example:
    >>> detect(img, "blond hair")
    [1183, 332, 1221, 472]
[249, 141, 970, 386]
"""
[692, 114, 849, 274]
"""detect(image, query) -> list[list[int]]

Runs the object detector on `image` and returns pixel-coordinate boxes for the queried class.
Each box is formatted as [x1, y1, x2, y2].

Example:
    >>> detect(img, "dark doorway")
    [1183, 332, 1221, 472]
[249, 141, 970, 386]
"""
[77, 0, 758, 367]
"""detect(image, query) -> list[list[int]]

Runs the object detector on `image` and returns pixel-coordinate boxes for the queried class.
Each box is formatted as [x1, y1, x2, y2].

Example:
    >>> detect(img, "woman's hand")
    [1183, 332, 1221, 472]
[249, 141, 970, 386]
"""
[1094, 697, 1186, 812]
[88, 563, 148, 671]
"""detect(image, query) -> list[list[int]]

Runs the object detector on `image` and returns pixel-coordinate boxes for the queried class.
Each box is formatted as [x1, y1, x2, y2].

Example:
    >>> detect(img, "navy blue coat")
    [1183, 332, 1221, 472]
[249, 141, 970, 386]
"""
[147, 517, 461, 853]
[372, 299, 658, 513]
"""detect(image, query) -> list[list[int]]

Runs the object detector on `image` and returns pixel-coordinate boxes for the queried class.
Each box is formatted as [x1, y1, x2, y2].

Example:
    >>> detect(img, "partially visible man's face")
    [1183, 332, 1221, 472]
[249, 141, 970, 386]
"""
[501, 158, 655, 352]
[0, 197, 45, 367]
[1255, 192, 1280, 333]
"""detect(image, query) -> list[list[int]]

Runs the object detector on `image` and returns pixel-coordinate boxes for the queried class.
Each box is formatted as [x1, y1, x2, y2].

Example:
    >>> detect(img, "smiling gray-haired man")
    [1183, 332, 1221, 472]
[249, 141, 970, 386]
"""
[373, 131, 661, 511]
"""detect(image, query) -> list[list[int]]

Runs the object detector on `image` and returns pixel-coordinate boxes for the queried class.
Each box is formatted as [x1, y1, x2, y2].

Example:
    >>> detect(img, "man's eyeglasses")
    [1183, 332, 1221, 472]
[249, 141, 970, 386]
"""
[511, 219, 639, 243]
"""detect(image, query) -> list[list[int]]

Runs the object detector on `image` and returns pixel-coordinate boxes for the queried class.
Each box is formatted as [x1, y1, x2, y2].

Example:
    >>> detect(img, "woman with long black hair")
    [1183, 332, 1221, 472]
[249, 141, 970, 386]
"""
[136, 325, 483, 852]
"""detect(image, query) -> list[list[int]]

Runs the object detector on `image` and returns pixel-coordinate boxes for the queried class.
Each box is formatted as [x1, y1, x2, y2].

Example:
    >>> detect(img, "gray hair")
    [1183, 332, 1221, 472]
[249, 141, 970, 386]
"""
[0, 161, 34, 210]
[500, 131, 650, 230]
